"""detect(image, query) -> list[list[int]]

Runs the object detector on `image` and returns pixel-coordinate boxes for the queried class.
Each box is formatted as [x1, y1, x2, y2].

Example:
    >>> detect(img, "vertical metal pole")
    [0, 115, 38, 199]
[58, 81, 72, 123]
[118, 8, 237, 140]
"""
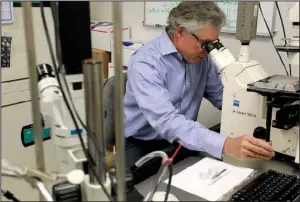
[0, 2, 2, 190]
[83, 61, 97, 184]
[83, 59, 107, 184]
[112, 2, 126, 201]
[22, 3, 45, 201]
[91, 60, 107, 183]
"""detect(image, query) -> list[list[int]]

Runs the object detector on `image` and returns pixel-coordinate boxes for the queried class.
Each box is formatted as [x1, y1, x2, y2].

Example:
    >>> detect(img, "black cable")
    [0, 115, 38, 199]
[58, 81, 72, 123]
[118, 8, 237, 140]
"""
[49, 1, 115, 196]
[259, 3, 289, 76]
[148, 164, 165, 200]
[1, 188, 20, 202]
[147, 163, 173, 201]
[164, 164, 173, 202]
[275, 1, 292, 76]
[40, 3, 113, 201]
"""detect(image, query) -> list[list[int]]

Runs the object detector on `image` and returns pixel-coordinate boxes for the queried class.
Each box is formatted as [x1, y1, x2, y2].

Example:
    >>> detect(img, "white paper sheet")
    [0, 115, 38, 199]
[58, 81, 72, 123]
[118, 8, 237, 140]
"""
[164, 157, 255, 201]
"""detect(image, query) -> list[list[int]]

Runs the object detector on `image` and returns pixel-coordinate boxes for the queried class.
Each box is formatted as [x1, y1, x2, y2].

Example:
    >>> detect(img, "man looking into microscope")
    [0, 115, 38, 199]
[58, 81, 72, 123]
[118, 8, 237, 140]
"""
[123, 1, 275, 169]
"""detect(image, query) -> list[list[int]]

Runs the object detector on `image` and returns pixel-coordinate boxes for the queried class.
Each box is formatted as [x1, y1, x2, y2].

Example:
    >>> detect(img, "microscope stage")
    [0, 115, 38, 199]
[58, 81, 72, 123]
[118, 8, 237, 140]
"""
[276, 45, 300, 53]
[247, 75, 299, 98]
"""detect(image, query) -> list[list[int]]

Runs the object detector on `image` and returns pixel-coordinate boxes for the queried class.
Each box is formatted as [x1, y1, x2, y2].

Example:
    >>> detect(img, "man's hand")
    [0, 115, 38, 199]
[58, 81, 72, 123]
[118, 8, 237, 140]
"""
[223, 135, 275, 160]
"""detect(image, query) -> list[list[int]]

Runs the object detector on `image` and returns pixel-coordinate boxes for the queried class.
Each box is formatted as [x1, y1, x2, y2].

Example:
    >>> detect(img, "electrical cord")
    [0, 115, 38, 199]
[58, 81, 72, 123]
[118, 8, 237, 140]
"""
[1, 188, 20, 202]
[40, 3, 113, 201]
[165, 164, 173, 202]
[275, 1, 292, 76]
[259, 3, 289, 76]
[35, 181, 54, 201]
[143, 144, 182, 202]
[163, 144, 181, 202]
[147, 164, 168, 201]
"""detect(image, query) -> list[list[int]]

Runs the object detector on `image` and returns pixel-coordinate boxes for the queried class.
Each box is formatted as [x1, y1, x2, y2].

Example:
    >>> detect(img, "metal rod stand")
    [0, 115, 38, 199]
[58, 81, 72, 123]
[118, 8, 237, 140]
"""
[112, 1, 126, 201]
[22, 2, 46, 201]
[83, 59, 106, 184]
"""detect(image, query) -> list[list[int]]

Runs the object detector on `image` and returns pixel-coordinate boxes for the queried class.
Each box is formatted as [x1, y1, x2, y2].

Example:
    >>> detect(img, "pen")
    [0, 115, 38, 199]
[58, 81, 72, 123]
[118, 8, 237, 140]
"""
[211, 169, 227, 180]
[209, 170, 228, 186]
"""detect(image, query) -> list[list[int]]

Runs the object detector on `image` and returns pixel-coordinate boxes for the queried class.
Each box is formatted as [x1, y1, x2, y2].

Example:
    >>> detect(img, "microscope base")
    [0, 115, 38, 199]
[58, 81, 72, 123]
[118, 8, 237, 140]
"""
[81, 174, 111, 201]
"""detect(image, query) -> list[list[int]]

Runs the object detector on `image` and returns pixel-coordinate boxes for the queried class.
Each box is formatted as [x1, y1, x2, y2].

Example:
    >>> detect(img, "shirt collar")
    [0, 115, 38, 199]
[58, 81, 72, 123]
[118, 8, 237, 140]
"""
[159, 28, 180, 56]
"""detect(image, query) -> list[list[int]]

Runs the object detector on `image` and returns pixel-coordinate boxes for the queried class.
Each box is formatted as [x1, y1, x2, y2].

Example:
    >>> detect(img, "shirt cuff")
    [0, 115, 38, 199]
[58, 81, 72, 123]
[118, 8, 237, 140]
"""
[205, 131, 227, 159]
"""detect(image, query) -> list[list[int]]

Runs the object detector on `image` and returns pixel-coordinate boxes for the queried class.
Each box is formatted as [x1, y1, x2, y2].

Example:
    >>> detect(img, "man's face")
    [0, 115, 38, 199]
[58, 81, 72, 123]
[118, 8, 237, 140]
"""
[175, 24, 220, 64]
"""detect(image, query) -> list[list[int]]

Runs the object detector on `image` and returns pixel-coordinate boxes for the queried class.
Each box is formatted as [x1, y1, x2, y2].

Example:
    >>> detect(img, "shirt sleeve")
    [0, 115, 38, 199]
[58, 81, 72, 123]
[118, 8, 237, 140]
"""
[204, 60, 224, 110]
[128, 59, 226, 159]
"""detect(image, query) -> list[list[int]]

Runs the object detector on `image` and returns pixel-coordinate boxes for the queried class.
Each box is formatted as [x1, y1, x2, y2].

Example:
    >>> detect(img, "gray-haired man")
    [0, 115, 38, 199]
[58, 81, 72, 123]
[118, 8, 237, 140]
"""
[123, 2, 275, 169]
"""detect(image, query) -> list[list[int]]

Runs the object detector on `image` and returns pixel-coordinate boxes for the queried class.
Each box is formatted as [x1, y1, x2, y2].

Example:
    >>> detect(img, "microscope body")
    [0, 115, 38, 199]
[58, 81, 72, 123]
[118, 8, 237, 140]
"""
[37, 64, 111, 201]
[219, 58, 299, 163]
[208, 40, 299, 164]
[38, 64, 88, 173]
[205, 2, 300, 164]
[220, 59, 267, 138]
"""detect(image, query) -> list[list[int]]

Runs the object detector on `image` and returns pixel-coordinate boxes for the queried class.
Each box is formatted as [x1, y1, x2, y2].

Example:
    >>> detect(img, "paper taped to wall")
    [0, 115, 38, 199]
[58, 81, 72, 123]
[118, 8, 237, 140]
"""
[1, 36, 13, 68]
[1, 2, 14, 24]
[164, 157, 255, 201]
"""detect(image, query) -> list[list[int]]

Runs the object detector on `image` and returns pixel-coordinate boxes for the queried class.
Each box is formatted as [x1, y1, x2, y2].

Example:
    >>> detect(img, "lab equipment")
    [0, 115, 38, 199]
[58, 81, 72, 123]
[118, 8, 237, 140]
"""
[38, 1, 171, 200]
[276, 2, 299, 67]
[204, 2, 299, 165]
[3, 1, 299, 201]
[3, 3, 172, 201]
[90, 21, 131, 52]
[229, 169, 300, 201]
[52, 180, 82, 201]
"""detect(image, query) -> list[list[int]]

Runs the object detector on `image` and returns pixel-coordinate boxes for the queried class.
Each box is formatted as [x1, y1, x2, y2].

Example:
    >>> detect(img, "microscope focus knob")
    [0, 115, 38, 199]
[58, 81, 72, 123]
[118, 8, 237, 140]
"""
[253, 126, 268, 140]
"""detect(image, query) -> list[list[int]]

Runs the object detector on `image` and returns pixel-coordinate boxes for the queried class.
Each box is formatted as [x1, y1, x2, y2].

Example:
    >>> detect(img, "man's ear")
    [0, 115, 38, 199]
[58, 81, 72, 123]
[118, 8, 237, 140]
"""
[176, 26, 185, 37]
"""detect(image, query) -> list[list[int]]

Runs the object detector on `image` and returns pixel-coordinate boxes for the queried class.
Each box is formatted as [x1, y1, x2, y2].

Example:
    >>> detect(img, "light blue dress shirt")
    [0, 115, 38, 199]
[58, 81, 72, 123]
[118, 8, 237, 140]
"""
[123, 29, 226, 159]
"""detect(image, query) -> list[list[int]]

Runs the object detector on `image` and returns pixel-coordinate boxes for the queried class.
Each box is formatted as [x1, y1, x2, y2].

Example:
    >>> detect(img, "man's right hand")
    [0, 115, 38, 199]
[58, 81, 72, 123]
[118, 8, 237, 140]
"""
[223, 135, 275, 160]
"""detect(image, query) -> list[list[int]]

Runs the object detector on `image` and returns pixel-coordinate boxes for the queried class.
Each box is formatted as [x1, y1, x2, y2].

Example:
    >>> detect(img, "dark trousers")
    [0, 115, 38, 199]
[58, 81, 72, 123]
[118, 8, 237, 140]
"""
[125, 137, 198, 184]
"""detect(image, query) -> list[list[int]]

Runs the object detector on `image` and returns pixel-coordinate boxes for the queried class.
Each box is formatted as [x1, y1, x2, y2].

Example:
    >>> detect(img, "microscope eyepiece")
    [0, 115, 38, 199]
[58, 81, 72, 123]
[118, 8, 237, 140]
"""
[204, 40, 225, 53]
[215, 42, 224, 49]
[204, 43, 217, 53]
[37, 63, 55, 81]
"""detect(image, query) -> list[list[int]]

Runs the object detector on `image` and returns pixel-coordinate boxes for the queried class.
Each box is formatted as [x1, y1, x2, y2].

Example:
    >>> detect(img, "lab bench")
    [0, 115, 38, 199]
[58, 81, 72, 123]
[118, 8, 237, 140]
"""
[135, 154, 300, 201]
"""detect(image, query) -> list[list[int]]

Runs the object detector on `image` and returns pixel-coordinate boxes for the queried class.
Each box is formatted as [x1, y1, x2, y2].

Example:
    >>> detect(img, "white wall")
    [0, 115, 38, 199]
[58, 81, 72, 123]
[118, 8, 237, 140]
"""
[90, 1, 298, 128]
[1, 8, 56, 82]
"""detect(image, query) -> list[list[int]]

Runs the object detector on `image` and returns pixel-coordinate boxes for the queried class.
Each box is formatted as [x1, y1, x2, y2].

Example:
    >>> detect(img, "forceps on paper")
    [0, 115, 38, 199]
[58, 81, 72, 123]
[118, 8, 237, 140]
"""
[209, 169, 228, 186]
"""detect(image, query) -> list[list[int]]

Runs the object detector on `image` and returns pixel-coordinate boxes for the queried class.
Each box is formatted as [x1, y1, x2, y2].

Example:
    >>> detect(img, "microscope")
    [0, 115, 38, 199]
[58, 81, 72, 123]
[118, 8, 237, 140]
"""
[205, 2, 299, 164]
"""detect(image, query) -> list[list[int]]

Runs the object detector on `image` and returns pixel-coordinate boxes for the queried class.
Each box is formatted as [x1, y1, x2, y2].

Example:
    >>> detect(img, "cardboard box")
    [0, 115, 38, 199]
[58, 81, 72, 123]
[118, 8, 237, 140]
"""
[92, 49, 111, 79]
[91, 21, 131, 52]
[111, 40, 144, 68]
